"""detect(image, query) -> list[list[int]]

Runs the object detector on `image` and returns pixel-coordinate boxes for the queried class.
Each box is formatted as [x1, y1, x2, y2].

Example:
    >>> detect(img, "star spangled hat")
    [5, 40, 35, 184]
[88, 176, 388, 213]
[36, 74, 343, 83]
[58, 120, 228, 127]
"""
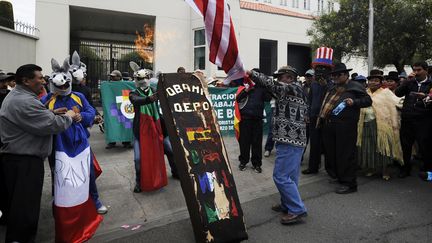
[312, 47, 334, 68]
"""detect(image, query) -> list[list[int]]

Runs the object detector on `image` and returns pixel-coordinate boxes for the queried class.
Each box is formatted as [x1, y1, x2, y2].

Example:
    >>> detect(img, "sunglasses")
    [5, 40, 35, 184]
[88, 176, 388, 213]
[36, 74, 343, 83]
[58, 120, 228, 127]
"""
[331, 73, 343, 77]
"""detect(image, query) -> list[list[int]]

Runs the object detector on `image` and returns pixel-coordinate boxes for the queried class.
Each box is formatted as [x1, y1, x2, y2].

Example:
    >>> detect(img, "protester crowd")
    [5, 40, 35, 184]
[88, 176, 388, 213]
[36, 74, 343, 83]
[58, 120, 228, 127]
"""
[0, 46, 432, 242]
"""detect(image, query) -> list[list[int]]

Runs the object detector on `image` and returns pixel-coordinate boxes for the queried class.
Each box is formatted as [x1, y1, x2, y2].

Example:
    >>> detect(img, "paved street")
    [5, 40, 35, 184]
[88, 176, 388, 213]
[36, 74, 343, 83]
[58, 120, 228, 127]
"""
[1, 126, 431, 242]
[110, 175, 432, 243]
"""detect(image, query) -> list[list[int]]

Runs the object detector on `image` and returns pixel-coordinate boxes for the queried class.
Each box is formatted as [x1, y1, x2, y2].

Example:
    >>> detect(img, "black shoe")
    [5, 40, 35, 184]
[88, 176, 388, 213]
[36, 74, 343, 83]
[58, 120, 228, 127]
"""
[335, 185, 357, 194]
[123, 143, 133, 149]
[271, 204, 288, 213]
[105, 143, 116, 149]
[418, 171, 432, 181]
[133, 185, 142, 193]
[398, 170, 410, 178]
[253, 166, 262, 173]
[302, 169, 318, 175]
[280, 212, 307, 225]
[239, 163, 247, 171]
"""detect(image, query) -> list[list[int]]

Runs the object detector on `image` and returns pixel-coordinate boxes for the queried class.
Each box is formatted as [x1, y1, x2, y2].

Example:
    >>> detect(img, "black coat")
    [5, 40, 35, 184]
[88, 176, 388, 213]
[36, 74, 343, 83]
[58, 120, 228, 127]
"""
[236, 85, 272, 120]
[395, 78, 432, 120]
[324, 80, 372, 123]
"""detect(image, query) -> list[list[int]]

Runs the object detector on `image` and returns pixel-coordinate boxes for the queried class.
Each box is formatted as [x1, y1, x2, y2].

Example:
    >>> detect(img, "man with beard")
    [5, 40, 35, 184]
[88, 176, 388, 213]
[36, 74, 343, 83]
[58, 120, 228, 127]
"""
[302, 47, 334, 176]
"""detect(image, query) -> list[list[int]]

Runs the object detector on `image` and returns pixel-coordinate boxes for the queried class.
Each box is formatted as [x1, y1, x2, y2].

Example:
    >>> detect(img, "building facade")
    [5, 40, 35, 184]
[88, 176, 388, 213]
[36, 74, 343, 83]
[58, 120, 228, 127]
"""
[35, 0, 341, 82]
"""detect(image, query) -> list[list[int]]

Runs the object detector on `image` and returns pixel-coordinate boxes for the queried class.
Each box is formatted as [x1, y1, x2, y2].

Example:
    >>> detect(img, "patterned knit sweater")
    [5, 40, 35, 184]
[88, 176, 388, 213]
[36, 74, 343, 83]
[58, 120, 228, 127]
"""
[249, 71, 308, 147]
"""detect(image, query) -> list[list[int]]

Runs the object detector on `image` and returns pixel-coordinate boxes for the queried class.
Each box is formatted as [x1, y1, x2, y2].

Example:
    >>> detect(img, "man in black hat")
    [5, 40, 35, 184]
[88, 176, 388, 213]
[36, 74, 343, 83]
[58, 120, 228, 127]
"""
[318, 63, 372, 194]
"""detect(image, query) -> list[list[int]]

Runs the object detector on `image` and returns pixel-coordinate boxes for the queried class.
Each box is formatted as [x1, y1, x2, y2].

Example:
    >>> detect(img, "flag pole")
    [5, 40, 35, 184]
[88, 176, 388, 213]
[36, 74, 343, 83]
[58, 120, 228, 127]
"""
[368, 0, 374, 73]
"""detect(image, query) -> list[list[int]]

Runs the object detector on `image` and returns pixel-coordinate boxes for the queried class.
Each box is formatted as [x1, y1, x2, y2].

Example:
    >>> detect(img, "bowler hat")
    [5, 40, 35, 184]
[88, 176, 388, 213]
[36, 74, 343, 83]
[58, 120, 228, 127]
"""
[329, 63, 352, 75]
[367, 69, 384, 80]
[386, 71, 399, 82]
[0, 71, 13, 81]
[273, 65, 298, 78]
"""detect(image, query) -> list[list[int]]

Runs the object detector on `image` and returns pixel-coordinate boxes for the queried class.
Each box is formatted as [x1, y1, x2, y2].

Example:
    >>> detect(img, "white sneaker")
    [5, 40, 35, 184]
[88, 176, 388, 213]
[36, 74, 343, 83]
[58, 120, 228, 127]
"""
[97, 205, 108, 215]
[264, 150, 271, 157]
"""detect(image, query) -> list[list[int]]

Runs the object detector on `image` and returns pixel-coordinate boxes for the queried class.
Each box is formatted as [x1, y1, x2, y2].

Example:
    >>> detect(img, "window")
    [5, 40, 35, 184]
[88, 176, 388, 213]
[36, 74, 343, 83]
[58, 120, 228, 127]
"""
[194, 29, 206, 70]
[264, 0, 271, 2]
[303, 0, 310, 10]
[317, 0, 324, 12]
[292, 0, 299, 8]
[280, 0, 287, 6]
[327, 1, 334, 12]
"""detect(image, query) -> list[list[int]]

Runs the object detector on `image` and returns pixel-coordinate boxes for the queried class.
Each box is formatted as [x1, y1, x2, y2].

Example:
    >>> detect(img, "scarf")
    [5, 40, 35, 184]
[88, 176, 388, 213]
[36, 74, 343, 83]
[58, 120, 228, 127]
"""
[316, 85, 345, 127]
[136, 87, 160, 120]
[357, 88, 403, 163]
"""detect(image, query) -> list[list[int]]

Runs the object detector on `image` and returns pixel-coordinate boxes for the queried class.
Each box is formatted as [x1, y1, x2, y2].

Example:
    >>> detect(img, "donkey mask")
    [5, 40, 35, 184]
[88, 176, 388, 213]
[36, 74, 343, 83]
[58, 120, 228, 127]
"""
[130, 61, 153, 89]
[50, 57, 72, 96]
[70, 51, 87, 84]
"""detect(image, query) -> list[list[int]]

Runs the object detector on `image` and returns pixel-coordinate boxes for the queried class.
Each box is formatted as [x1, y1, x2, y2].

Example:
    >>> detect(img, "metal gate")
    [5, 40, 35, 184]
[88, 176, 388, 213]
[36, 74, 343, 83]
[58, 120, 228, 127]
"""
[70, 40, 153, 105]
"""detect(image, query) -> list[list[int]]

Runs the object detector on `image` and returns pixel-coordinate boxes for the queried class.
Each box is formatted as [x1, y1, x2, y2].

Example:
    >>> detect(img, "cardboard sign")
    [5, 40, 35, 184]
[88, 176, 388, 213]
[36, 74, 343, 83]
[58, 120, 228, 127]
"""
[158, 73, 248, 243]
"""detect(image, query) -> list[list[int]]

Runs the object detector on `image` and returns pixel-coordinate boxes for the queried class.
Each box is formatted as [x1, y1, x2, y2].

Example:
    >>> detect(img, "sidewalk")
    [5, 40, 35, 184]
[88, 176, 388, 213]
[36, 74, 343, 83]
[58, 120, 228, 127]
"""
[1, 126, 326, 242]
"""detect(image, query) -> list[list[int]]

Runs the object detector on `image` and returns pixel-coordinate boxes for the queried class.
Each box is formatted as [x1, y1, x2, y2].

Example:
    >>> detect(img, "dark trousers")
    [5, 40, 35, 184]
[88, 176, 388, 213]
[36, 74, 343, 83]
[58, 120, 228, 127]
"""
[2, 154, 44, 243]
[0, 154, 8, 225]
[264, 108, 275, 152]
[239, 119, 263, 167]
[400, 118, 432, 172]
[322, 121, 358, 187]
[307, 116, 322, 172]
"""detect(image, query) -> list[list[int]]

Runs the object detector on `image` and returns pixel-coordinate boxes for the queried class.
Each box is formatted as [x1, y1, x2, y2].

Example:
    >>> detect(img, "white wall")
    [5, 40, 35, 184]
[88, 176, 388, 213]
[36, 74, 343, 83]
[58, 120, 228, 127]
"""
[36, 0, 69, 74]
[0, 26, 37, 72]
[239, 9, 313, 71]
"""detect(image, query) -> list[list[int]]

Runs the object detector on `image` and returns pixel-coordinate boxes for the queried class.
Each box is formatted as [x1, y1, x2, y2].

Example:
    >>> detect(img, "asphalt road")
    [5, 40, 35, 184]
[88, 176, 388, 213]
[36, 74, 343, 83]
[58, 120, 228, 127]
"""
[104, 175, 432, 243]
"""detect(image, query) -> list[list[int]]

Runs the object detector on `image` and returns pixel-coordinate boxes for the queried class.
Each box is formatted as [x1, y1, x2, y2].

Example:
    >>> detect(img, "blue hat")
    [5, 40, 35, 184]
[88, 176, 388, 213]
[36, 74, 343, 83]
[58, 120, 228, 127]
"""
[354, 75, 367, 82]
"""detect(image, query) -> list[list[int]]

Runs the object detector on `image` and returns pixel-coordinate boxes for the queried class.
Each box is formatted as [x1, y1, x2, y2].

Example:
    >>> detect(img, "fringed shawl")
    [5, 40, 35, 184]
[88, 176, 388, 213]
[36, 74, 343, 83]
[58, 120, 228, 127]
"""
[357, 88, 403, 164]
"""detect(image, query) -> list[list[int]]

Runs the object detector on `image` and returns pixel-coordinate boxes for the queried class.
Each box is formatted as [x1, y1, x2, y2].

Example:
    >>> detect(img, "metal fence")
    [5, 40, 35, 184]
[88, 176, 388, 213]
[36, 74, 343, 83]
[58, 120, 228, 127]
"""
[0, 17, 39, 37]
[70, 40, 153, 105]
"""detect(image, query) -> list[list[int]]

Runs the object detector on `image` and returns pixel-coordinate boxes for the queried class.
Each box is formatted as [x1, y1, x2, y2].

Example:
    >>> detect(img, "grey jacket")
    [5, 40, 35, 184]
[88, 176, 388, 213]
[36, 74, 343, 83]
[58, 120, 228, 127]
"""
[0, 85, 72, 158]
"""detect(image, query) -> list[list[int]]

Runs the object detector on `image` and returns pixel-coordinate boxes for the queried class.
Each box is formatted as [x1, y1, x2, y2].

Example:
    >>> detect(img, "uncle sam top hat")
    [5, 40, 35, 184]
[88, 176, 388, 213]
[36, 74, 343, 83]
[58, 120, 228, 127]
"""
[312, 46, 334, 68]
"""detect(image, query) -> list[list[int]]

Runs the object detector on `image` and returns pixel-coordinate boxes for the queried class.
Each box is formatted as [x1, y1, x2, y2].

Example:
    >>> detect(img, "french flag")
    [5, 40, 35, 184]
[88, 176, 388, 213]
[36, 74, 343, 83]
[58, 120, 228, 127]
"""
[53, 129, 103, 243]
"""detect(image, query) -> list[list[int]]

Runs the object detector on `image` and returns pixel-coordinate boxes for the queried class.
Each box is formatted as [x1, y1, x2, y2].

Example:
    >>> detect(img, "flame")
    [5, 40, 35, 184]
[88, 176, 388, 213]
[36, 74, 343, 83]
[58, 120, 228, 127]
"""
[134, 24, 154, 63]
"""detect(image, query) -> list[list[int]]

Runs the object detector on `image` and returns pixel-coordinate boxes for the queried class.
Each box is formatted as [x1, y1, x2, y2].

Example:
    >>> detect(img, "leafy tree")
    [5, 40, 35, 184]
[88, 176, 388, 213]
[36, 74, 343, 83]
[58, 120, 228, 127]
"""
[307, 0, 432, 73]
